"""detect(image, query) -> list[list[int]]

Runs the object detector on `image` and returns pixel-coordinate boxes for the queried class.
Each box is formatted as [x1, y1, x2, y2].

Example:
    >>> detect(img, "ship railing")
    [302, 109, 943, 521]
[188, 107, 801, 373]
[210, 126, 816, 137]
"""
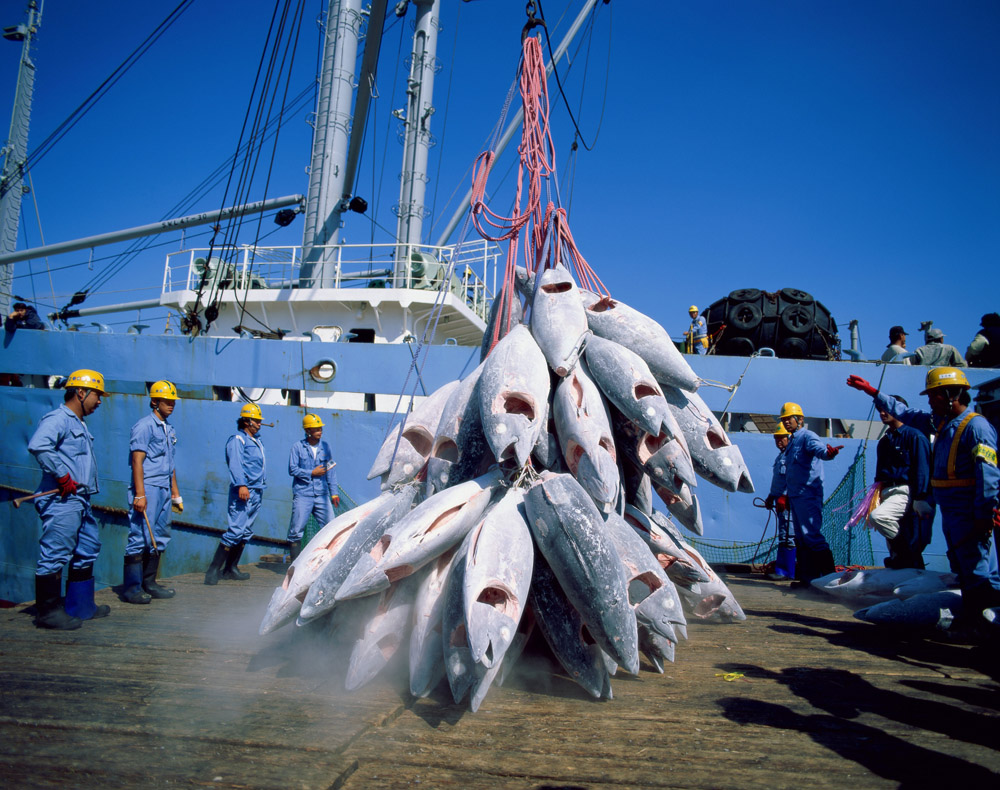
[162, 240, 501, 320]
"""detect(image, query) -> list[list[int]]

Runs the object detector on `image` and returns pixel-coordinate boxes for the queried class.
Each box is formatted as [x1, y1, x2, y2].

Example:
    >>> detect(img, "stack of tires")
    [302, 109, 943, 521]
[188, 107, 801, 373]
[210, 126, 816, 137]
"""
[703, 288, 838, 360]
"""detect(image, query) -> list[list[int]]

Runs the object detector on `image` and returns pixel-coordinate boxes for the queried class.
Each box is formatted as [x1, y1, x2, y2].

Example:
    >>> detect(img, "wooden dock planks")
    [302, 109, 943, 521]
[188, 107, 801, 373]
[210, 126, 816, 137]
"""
[1, 565, 997, 789]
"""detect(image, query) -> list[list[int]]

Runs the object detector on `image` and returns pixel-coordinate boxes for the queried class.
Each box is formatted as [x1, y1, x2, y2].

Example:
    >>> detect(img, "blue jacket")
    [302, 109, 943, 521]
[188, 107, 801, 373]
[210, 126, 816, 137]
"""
[226, 431, 267, 490]
[784, 428, 832, 497]
[877, 393, 999, 520]
[128, 411, 177, 488]
[28, 404, 99, 495]
[874, 423, 930, 499]
[768, 448, 788, 498]
[288, 438, 338, 497]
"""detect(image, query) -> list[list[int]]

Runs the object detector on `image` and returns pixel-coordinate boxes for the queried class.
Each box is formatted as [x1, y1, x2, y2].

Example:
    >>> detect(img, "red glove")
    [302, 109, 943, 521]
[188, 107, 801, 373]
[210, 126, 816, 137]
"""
[331, 494, 340, 508]
[56, 473, 78, 497]
[776, 495, 789, 513]
[826, 444, 844, 459]
[846, 375, 878, 397]
[994, 507, 1000, 531]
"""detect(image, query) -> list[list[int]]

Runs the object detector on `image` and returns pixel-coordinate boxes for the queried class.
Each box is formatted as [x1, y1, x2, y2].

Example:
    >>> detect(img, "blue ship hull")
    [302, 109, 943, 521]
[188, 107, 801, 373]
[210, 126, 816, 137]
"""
[2, 329, 997, 604]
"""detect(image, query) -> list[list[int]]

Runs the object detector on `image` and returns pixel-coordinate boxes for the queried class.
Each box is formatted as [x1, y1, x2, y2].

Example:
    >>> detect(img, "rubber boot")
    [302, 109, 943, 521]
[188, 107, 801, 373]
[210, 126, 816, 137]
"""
[204, 543, 229, 586]
[142, 551, 175, 599]
[33, 572, 82, 630]
[813, 548, 836, 578]
[122, 554, 152, 604]
[221, 541, 251, 581]
[788, 549, 813, 589]
[65, 565, 111, 620]
[766, 546, 796, 581]
[288, 540, 302, 562]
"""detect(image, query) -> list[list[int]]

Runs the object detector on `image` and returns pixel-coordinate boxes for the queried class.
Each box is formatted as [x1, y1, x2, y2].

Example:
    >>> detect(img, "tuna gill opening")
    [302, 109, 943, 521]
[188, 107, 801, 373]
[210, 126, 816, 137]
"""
[694, 593, 726, 618]
[628, 572, 661, 605]
[402, 426, 433, 457]
[502, 392, 535, 419]
[707, 428, 729, 450]
[633, 382, 661, 400]
[541, 281, 573, 294]
[434, 439, 459, 463]
[477, 586, 518, 619]
[377, 634, 400, 660]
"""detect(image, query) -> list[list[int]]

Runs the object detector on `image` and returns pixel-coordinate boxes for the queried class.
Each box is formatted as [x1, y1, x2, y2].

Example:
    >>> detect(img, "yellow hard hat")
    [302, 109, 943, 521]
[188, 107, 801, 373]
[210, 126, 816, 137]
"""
[240, 403, 263, 421]
[688, 305, 699, 313]
[303, 413, 324, 429]
[150, 380, 178, 400]
[920, 366, 970, 395]
[773, 425, 791, 436]
[66, 369, 106, 394]
[779, 402, 804, 419]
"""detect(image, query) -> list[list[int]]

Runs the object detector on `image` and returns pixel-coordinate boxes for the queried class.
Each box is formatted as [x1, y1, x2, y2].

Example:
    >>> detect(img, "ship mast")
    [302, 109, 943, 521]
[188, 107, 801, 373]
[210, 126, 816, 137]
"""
[0, 0, 42, 317]
[299, 0, 364, 288]
[392, 0, 439, 286]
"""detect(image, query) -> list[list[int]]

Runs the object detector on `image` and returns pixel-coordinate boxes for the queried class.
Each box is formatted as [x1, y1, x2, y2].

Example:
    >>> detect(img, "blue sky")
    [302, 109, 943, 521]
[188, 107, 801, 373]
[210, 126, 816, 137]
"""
[1, 0, 997, 357]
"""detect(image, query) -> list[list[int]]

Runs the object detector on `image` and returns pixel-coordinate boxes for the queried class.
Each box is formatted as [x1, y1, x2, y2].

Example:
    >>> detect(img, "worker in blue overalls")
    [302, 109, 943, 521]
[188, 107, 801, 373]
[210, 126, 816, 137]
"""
[27, 369, 110, 629]
[764, 425, 796, 581]
[848, 368, 1000, 623]
[205, 403, 266, 585]
[286, 413, 339, 560]
[779, 401, 843, 587]
[122, 380, 182, 604]
[686, 305, 708, 355]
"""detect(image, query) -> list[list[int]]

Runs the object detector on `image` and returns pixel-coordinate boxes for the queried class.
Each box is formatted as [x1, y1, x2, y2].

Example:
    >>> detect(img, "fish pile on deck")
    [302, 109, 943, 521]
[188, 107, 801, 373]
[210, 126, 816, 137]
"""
[260, 268, 754, 709]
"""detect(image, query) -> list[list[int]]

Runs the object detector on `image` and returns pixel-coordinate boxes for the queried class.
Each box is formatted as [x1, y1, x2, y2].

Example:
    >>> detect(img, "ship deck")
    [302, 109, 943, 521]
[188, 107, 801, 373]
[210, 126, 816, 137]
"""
[1, 565, 997, 789]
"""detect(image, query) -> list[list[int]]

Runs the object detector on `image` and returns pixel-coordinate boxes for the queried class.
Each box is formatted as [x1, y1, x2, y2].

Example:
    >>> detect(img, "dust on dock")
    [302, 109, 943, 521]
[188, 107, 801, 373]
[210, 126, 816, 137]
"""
[1, 563, 997, 790]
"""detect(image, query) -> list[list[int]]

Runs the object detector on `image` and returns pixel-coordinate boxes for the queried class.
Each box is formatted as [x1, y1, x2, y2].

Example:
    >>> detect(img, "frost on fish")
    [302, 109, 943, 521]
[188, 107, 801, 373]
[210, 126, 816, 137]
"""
[530, 265, 590, 377]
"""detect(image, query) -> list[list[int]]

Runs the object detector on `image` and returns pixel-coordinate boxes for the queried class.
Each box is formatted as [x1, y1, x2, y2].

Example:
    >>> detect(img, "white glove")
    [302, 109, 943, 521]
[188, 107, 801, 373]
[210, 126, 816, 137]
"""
[171, 495, 184, 513]
[912, 499, 933, 519]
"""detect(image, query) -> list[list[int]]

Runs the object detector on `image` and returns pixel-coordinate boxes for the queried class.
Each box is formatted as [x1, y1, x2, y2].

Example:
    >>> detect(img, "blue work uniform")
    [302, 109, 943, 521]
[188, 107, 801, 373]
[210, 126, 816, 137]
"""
[875, 423, 932, 568]
[688, 316, 708, 355]
[223, 430, 267, 547]
[769, 448, 795, 549]
[27, 405, 101, 575]
[287, 438, 338, 543]
[126, 411, 177, 554]
[877, 393, 1000, 605]
[784, 428, 835, 552]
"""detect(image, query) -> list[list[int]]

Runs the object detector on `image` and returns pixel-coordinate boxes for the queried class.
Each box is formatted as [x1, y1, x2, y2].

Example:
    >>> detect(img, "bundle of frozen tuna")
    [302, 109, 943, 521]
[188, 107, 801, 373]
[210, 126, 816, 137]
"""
[260, 266, 754, 709]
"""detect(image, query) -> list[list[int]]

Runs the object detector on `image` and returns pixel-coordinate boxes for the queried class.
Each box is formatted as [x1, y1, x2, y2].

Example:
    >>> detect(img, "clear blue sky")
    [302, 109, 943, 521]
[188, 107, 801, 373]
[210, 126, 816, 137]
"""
[1, 0, 997, 356]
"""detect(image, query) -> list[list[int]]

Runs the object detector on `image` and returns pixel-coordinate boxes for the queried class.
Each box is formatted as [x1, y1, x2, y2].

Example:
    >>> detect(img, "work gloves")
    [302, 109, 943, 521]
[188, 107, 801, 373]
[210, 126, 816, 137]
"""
[846, 375, 878, 397]
[764, 495, 788, 513]
[331, 494, 340, 507]
[826, 444, 844, 459]
[912, 499, 933, 519]
[56, 473, 78, 498]
[171, 496, 184, 513]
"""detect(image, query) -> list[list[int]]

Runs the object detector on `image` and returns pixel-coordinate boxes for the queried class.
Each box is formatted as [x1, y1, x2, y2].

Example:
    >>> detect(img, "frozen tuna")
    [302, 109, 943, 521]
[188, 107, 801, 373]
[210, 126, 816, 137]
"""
[530, 265, 590, 377]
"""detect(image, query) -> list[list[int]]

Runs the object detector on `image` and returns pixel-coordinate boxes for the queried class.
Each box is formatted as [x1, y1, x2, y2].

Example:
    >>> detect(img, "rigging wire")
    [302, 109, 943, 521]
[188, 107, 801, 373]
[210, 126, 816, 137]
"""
[0, 0, 196, 201]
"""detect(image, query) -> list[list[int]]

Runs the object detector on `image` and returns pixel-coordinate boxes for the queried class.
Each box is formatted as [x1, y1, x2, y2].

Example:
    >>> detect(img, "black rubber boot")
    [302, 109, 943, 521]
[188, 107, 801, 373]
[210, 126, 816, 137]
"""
[204, 543, 229, 586]
[788, 549, 814, 589]
[65, 565, 111, 620]
[813, 548, 836, 578]
[122, 554, 152, 604]
[288, 540, 302, 561]
[142, 551, 175, 599]
[34, 572, 82, 630]
[221, 541, 251, 581]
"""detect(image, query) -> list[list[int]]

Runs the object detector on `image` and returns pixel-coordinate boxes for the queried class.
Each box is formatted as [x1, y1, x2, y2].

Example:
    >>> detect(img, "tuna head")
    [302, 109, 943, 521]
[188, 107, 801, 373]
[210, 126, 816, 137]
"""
[478, 325, 550, 468]
[611, 408, 695, 497]
[427, 364, 490, 496]
[662, 386, 754, 494]
[530, 265, 591, 377]
[553, 361, 619, 512]
[584, 334, 673, 438]
[655, 481, 704, 536]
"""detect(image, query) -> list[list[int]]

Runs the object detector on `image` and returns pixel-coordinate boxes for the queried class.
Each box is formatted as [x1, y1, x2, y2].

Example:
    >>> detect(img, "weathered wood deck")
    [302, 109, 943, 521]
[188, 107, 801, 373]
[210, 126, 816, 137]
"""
[1, 564, 997, 789]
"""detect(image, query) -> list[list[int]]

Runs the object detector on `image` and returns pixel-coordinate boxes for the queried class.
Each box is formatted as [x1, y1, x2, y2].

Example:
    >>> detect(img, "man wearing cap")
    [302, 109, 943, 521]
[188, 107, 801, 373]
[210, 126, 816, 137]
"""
[880, 325, 911, 364]
[914, 328, 967, 368]
[847, 368, 1000, 625]
[764, 426, 796, 581]
[286, 413, 339, 560]
[205, 403, 267, 585]
[121, 381, 182, 605]
[685, 306, 708, 355]
[966, 313, 1000, 369]
[27, 369, 110, 629]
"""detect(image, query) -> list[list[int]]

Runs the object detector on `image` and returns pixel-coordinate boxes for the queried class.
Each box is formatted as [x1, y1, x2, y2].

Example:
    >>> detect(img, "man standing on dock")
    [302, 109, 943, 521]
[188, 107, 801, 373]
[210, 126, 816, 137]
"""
[764, 425, 796, 581]
[205, 403, 267, 585]
[848, 368, 1000, 627]
[286, 414, 339, 560]
[27, 369, 110, 629]
[778, 402, 842, 587]
[122, 381, 182, 604]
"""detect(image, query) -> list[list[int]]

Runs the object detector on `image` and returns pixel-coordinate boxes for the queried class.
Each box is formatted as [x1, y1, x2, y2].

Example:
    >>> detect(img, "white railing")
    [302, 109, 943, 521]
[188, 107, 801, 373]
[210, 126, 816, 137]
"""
[162, 240, 501, 320]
